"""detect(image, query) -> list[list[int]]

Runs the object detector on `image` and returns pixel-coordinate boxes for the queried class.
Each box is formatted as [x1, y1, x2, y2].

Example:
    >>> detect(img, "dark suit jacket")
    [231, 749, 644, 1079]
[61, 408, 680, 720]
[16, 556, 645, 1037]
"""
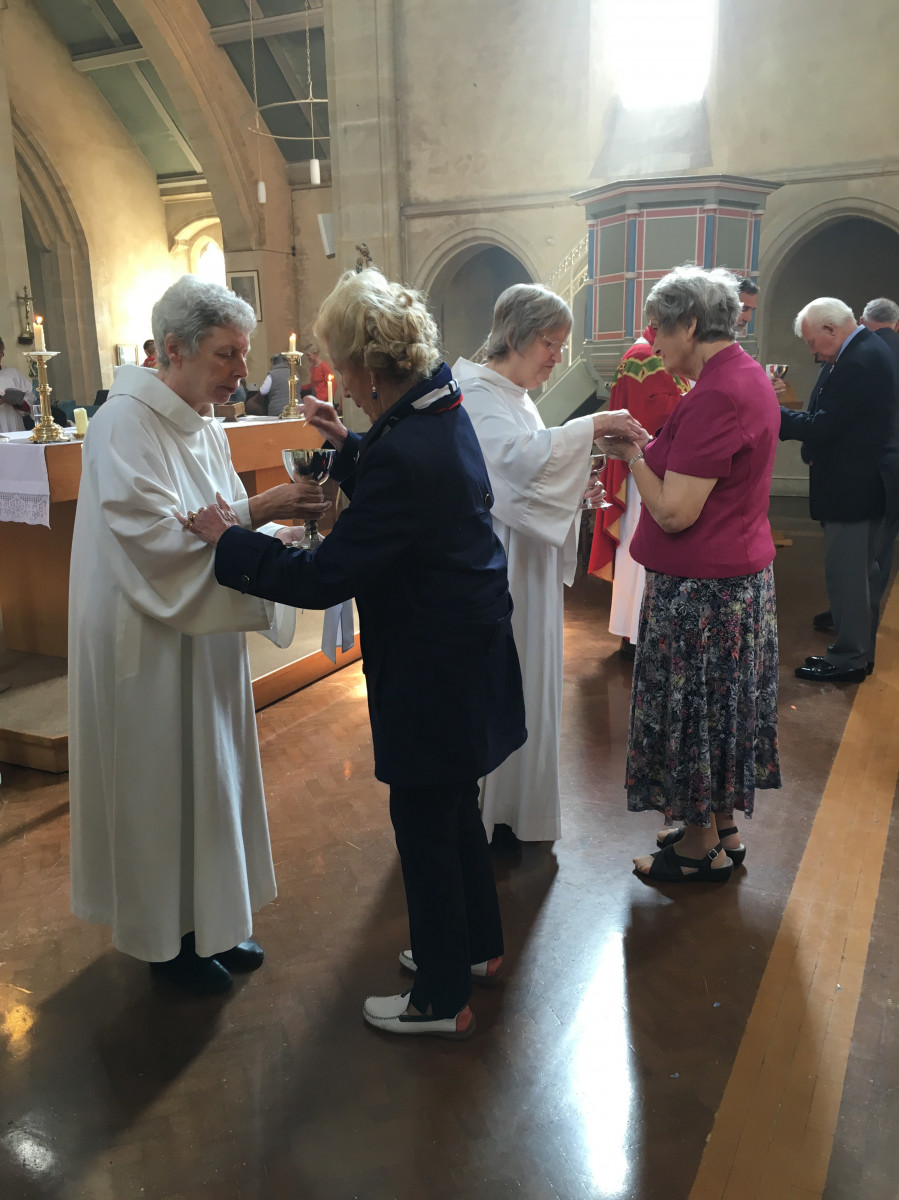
[215, 364, 527, 788]
[874, 327, 899, 517]
[780, 326, 899, 522]
[874, 325, 899, 366]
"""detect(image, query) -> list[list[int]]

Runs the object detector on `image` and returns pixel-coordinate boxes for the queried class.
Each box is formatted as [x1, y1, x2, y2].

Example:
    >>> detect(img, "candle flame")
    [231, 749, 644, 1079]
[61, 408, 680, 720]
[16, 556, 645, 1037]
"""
[34, 315, 42, 325]
[328, 373, 334, 381]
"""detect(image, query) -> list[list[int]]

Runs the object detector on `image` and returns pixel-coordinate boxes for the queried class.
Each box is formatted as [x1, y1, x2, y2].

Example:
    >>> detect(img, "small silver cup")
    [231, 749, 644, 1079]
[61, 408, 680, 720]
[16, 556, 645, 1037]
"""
[282, 447, 336, 548]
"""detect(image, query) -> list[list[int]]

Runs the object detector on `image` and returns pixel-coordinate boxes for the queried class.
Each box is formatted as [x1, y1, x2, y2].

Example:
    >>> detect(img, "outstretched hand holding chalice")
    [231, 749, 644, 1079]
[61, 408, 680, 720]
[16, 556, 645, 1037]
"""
[178, 394, 344, 548]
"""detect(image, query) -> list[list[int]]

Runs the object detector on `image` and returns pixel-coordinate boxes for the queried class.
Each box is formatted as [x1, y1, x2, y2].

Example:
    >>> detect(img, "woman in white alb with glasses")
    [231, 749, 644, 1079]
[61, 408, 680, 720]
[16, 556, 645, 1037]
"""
[454, 284, 643, 854]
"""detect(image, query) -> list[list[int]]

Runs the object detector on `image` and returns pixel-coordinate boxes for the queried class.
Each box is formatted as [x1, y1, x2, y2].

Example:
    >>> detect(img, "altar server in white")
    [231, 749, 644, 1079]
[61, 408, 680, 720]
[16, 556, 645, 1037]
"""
[0, 335, 34, 432]
[68, 276, 328, 995]
[454, 285, 644, 853]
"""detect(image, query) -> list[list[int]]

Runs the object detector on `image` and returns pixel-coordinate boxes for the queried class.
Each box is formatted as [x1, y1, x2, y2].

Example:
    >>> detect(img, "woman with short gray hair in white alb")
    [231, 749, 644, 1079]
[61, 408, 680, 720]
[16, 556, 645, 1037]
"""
[454, 283, 644, 856]
[69, 274, 328, 995]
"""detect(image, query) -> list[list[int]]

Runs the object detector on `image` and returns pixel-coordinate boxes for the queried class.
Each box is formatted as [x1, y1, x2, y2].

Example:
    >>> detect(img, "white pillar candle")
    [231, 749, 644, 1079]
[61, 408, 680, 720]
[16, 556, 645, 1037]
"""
[289, 332, 297, 354]
[74, 407, 88, 436]
[327, 373, 333, 404]
[33, 318, 45, 352]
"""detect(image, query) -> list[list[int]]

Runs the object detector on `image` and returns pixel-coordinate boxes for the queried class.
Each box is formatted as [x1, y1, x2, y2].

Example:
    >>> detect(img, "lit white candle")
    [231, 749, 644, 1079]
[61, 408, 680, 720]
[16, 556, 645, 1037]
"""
[74, 407, 88, 436]
[327, 373, 333, 404]
[33, 317, 45, 352]
[289, 332, 297, 354]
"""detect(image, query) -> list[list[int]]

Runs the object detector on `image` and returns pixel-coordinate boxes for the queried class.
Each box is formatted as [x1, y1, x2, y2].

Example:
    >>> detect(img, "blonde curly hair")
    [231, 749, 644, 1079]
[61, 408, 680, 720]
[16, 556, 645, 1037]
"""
[313, 270, 441, 383]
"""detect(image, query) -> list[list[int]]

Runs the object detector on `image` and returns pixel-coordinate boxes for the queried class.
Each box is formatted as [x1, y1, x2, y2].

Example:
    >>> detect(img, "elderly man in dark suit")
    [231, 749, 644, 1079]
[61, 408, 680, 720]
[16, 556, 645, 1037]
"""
[781, 297, 899, 682]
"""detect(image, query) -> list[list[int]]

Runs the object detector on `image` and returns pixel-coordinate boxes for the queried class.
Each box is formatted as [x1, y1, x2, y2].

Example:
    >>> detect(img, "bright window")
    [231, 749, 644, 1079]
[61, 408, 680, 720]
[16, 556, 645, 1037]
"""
[194, 239, 226, 286]
[606, 0, 715, 110]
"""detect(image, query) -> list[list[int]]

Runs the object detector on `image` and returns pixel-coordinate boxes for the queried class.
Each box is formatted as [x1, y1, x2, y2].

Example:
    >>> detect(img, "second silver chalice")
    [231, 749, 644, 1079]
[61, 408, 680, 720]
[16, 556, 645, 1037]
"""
[282, 447, 336, 548]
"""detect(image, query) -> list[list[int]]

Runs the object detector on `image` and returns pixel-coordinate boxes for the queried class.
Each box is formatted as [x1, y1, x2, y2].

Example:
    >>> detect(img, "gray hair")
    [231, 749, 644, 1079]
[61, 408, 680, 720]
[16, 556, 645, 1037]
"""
[793, 297, 856, 337]
[861, 297, 899, 325]
[151, 275, 257, 368]
[482, 284, 571, 362]
[644, 266, 741, 342]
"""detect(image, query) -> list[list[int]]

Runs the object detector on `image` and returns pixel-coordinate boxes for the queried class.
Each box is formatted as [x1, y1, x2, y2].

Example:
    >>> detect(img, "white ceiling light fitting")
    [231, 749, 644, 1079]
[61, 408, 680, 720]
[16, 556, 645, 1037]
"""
[246, 0, 329, 193]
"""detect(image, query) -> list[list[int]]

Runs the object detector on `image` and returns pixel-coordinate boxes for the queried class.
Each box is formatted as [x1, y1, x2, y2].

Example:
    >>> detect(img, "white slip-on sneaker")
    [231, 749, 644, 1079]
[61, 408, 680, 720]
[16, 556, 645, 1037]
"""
[362, 991, 476, 1039]
[398, 950, 503, 984]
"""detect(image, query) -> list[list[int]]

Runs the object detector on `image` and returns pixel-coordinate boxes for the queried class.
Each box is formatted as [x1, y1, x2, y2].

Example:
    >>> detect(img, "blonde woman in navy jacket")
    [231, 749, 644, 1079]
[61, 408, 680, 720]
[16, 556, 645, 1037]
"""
[184, 270, 526, 1041]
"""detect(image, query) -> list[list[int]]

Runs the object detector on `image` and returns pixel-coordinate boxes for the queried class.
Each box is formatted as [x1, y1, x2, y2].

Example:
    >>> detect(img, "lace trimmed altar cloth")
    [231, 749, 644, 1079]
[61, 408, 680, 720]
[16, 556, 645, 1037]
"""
[0, 433, 54, 526]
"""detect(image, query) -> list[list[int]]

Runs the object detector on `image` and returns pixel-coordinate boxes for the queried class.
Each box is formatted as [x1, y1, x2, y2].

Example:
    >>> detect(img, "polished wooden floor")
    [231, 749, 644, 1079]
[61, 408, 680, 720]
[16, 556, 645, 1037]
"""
[0, 500, 896, 1200]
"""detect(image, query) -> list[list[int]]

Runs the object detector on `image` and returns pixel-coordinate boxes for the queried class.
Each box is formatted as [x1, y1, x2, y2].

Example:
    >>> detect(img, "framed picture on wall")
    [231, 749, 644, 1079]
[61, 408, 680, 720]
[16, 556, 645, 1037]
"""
[114, 344, 139, 366]
[227, 270, 262, 321]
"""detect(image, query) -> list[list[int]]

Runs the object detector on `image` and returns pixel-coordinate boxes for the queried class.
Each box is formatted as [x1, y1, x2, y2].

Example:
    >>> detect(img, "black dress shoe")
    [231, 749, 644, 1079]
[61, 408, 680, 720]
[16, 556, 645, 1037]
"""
[216, 940, 265, 973]
[812, 610, 834, 631]
[619, 638, 636, 661]
[150, 933, 233, 995]
[795, 661, 866, 682]
[801, 657, 873, 676]
[490, 823, 522, 859]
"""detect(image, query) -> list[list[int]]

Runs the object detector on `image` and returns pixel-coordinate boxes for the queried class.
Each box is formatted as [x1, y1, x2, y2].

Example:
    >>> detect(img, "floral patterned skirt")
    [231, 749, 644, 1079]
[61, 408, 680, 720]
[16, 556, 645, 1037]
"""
[626, 565, 781, 823]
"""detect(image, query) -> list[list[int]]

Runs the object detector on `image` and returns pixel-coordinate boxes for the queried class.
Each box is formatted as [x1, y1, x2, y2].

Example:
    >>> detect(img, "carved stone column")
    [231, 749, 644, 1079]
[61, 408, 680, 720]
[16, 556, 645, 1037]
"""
[0, 6, 32, 376]
[325, 0, 402, 277]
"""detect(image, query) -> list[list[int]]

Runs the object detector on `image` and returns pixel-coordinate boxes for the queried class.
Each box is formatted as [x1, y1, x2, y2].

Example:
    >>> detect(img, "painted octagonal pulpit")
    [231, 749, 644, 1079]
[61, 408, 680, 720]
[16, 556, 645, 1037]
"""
[573, 175, 780, 384]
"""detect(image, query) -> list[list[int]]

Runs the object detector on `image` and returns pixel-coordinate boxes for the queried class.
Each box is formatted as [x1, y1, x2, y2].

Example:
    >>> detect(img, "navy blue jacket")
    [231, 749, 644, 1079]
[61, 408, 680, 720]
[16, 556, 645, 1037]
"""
[780, 326, 899, 522]
[215, 365, 527, 787]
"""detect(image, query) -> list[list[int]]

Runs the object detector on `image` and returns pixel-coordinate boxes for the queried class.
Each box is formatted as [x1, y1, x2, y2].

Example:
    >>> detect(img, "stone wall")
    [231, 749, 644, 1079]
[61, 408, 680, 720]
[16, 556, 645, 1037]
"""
[2, 0, 174, 390]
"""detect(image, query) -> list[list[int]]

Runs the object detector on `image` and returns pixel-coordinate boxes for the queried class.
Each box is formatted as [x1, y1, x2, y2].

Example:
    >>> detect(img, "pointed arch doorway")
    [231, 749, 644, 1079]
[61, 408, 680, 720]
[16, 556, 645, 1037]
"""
[15, 117, 101, 405]
[428, 244, 532, 366]
[764, 216, 899, 406]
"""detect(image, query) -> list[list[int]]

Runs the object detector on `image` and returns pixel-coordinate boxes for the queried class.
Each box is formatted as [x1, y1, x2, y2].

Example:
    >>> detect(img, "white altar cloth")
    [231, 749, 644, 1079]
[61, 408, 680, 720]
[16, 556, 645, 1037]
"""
[0, 435, 60, 526]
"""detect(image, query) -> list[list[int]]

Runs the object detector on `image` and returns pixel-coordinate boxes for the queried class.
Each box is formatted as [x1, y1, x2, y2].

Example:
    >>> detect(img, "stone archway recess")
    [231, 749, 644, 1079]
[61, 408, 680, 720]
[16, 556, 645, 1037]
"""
[12, 109, 101, 404]
[758, 202, 899, 496]
[415, 228, 540, 297]
[169, 216, 224, 276]
[423, 237, 535, 366]
[759, 196, 899, 348]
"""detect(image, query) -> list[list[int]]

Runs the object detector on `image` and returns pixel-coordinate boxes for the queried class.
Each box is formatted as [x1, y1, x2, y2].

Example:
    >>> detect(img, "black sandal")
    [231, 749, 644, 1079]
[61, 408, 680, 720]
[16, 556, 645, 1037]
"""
[656, 825, 746, 867]
[637, 842, 733, 884]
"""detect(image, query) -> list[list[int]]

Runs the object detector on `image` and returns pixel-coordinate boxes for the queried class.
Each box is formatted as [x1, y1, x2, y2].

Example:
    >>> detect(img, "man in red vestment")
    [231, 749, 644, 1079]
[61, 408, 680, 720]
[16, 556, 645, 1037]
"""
[588, 326, 688, 653]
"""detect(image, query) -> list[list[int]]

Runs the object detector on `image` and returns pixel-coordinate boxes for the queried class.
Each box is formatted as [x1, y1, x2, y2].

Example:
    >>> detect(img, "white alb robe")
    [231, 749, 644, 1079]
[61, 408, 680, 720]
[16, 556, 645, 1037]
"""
[69, 365, 293, 961]
[0, 365, 32, 433]
[453, 359, 594, 841]
[609, 473, 646, 645]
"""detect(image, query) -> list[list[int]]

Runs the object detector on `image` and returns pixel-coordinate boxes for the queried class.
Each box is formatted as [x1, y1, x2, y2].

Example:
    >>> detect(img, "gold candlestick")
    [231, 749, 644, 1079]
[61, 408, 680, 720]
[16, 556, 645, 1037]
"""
[27, 350, 70, 443]
[278, 345, 304, 420]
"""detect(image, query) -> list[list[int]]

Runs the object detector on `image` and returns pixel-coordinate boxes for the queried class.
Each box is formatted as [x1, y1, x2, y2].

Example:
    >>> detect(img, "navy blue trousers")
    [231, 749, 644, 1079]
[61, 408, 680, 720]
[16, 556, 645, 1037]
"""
[389, 781, 503, 1017]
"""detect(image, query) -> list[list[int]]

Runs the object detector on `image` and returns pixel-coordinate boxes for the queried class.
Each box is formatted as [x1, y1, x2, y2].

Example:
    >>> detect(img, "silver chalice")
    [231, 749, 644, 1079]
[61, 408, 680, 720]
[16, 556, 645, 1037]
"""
[282, 447, 336, 548]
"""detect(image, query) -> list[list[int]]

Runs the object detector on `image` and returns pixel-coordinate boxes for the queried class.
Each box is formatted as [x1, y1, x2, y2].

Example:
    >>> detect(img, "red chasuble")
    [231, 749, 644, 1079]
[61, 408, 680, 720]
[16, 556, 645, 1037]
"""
[587, 329, 688, 580]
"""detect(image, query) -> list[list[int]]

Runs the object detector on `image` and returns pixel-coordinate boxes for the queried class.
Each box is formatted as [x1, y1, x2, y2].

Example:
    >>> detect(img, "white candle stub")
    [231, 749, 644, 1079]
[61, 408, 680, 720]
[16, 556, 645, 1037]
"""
[33, 319, 46, 352]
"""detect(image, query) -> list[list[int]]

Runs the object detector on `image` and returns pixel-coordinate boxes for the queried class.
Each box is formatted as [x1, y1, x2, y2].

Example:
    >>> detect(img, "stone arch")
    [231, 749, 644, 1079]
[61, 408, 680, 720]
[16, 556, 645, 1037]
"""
[763, 196, 899, 292]
[760, 195, 899, 312]
[759, 204, 899, 495]
[13, 110, 101, 404]
[760, 204, 899, 382]
[417, 232, 536, 365]
[169, 216, 224, 276]
[415, 228, 540, 295]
